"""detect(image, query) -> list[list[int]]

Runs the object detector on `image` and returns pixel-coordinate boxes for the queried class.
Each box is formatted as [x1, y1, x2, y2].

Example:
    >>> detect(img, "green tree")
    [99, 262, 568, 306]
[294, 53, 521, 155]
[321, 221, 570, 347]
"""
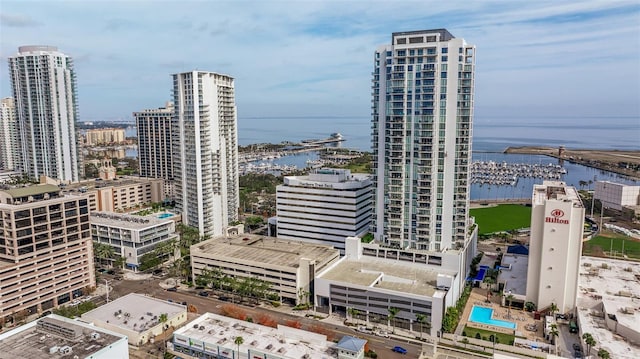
[442, 306, 459, 333]
[505, 293, 514, 318]
[549, 302, 559, 317]
[234, 336, 244, 356]
[597, 348, 610, 359]
[159, 313, 168, 355]
[93, 242, 115, 267]
[388, 307, 400, 334]
[583, 333, 596, 356]
[461, 337, 469, 348]
[415, 313, 427, 339]
[549, 323, 559, 354]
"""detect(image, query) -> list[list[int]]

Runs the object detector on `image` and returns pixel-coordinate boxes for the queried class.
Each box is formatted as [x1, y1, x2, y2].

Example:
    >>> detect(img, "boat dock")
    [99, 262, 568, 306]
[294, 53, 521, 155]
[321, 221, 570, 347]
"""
[471, 161, 567, 186]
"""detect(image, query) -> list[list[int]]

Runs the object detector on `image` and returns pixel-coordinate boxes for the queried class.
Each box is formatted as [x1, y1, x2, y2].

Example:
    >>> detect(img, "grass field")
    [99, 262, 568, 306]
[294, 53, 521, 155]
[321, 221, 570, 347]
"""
[470, 204, 532, 235]
[463, 326, 515, 345]
[583, 232, 640, 259]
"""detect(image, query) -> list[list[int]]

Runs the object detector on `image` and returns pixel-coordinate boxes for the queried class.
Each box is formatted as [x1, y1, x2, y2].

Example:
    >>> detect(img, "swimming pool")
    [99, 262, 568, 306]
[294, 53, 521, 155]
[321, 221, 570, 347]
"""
[157, 213, 174, 219]
[469, 306, 516, 329]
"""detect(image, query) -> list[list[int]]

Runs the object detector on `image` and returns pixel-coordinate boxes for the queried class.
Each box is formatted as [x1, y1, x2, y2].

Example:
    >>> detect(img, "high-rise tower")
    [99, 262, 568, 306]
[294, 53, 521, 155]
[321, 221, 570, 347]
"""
[8, 46, 80, 182]
[0, 98, 20, 170]
[134, 102, 175, 198]
[172, 71, 239, 238]
[371, 29, 475, 251]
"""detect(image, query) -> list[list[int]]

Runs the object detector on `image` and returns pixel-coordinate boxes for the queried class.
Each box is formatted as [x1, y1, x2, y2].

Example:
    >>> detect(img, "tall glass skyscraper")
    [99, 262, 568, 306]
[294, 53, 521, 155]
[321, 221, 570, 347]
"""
[172, 71, 239, 238]
[8, 46, 79, 182]
[371, 29, 476, 252]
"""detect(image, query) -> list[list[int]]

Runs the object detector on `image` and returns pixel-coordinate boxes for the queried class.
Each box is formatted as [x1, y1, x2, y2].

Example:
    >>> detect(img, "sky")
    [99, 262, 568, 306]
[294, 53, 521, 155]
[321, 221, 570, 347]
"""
[1, 0, 639, 122]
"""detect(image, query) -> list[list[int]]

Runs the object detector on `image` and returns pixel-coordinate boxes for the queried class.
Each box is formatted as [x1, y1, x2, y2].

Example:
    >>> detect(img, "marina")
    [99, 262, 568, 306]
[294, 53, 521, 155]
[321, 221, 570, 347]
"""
[471, 161, 567, 186]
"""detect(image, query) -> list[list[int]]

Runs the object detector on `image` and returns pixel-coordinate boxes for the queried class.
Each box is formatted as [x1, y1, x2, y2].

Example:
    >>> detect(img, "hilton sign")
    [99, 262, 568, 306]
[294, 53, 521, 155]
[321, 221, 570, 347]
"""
[545, 209, 569, 224]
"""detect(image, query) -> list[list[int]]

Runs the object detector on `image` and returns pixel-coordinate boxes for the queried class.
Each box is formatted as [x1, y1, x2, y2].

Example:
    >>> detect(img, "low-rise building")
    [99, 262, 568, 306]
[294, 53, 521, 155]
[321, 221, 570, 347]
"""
[190, 234, 340, 305]
[576, 257, 640, 358]
[0, 314, 128, 358]
[169, 312, 351, 359]
[595, 181, 640, 212]
[315, 237, 460, 337]
[90, 211, 178, 270]
[81, 293, 188, 346]
[276, 168, 372, 253]
[0, 185, 95, 323]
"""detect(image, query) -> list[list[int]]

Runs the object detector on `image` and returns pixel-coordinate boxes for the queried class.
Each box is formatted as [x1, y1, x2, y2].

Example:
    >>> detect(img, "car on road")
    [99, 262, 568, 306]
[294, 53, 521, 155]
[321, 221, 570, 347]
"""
[374, 329, 389, 338]
[106, 270, 115, 275]
[357, 326, 373, 334]
[574, 350, 583, 358]
[167, 287, 177, 292]
[97, 268, 107, 273]
[392, 346, 407, 354]
[198, 291, 209, 297]
[218, 296, 230, 302]
[572, 343, 581, 351]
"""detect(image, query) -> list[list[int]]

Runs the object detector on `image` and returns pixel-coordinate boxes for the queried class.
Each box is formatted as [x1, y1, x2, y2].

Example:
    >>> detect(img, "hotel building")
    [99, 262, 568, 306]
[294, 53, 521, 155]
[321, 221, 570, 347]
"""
[190, 234, 340, 305]
[90, 211, 178, 270]
[84, 128, 126, 145]
[0, 98, 20, 171]
[371, 29, 475, 252]
[172, 71, 239, 238]
[0, 314, 129, 358]
[134, 102, 175, 198]
[526, 181, 584, 314]
[0, 184, 95, 323]
[8, 46, 80, 182]
[276, 168, 372, 253]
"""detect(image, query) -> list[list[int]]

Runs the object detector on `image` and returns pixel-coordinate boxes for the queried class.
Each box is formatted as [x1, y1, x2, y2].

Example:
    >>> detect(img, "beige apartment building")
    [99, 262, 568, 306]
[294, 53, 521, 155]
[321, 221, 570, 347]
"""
[59, 176, 164, 212]
[0, 184, 95, 324]
[84, 128, 126, 145]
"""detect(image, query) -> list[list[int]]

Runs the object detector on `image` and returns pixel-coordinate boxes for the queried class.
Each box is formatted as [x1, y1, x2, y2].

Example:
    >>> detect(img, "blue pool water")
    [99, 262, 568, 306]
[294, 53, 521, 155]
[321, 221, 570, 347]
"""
[157, 213, 174, 219]
[469, 306, 516, 329]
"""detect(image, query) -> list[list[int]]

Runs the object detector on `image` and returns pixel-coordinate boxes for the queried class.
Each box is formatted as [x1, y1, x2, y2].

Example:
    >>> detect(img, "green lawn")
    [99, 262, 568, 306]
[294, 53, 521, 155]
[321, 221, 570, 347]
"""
[583, 233, 640, 259]
[463, 326, 515, 345]
[470, 204, 531, 235]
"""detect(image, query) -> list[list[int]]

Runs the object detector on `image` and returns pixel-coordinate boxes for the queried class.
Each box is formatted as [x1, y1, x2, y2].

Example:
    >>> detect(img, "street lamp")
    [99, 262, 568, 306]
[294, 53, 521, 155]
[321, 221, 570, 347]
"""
[590, 176, 597, 219]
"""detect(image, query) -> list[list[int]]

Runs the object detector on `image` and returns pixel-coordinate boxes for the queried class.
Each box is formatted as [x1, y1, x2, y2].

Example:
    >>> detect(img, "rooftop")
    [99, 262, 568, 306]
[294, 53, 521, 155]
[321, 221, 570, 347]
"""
[61, 176, 159, 194]
[576, 256, 640, 358]
[191, 234, 339, 269]
[532, 181, 583, 207]
[90, 211, 173, 230]
[1, 184, 60, 199]
[172, 312, 339, 359]
[498, 253, 529, 297]
[81, 293, 186, 333]
[0, 314, 126, 358]
[319, 255, 455, 297]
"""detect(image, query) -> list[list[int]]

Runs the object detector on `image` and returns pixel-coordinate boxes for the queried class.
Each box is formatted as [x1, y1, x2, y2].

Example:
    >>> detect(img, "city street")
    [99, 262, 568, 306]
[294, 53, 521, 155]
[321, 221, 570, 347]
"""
[100, 274, 422, 358]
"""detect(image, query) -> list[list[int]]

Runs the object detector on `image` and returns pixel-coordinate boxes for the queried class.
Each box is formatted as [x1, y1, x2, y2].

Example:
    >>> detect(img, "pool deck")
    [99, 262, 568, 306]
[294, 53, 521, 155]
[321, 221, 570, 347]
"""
[457, 287, 545, 341]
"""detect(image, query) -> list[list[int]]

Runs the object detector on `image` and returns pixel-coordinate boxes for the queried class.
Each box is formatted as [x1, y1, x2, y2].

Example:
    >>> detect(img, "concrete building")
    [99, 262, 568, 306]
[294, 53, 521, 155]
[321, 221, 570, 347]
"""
[84, 128, 126, 145]
[0, 98, 20, 170]
[135, 102, 175, 199]
[576, 257, 640, 358]
[0, 314, 129, 359]
[81, 293, 188, 346]
[59, 176, 164, 213]
[595, 180, 640, 211]
[90, 211, 178, 270]
[526, 181, 584, 314]
[0, 184, 95, 323]
[315, 237, 464, 337]
[169, 312, 349, 359]
[172, 71, 239, 238]
[8, 46, 80, 182]
[190, 234, 340, 305]
[276, 168, 372, 253]
[497, 252, 529, 308]
[371, 29, 476, 252]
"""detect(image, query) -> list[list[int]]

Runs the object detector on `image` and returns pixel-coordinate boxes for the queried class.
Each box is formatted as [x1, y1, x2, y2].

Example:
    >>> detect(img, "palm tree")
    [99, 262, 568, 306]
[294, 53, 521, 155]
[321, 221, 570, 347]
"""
[159, 313, 168, 354]
[549, 324, 559, 354]
[461, 337, 469, 348]
[583, 333, 596, 356]
[388, 307, 400, 334]
[415, 313, 426, 339]
[549, 302, 559, 318]
[505, 293, 514, 318]
[484, 277, 495, 301]
[234, 336, 244, 357]
[597, 348, 610, 359]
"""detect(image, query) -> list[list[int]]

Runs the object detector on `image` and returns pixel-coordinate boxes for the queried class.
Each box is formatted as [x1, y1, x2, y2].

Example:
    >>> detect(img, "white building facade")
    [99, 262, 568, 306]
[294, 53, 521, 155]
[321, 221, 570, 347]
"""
[172, 71, 239, 238]
[276, 168, 372, 253]
[0, 98, 20, 171]
[8, 46, 80, 182]
[371, 29, 475, 252]
[595, 180, 640, 211]
[526, 181, 585, 314]
[135, 102, 175, 199]
[90, 211, 178, 270]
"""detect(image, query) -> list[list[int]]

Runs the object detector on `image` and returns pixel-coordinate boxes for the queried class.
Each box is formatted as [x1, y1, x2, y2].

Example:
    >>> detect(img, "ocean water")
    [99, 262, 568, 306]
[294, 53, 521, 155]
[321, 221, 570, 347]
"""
[237, 116, 639, 200]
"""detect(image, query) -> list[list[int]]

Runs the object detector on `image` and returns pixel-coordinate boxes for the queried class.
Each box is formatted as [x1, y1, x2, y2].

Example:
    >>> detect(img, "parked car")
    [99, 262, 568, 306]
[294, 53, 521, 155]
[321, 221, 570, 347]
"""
[392, 346, 407, 354]
[167, 287, 177, 292]
[198, 291, 209, 297]
[357, 326, 372, 334]
[106, 270, 115, 275]
[218, 296, 230, 302]
[374, 330, 389, 338]
[572, 343, 581, 351]
[574, 350, 583, 358]
[181, 301, 187, 305]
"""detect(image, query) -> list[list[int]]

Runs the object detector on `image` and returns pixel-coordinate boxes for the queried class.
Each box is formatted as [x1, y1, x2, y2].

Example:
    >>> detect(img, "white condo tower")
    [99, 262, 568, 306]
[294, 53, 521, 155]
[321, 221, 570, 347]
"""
[172, 71, 239, 238]
[371, 29, 476, 252]
[8, 46, 80, 182]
